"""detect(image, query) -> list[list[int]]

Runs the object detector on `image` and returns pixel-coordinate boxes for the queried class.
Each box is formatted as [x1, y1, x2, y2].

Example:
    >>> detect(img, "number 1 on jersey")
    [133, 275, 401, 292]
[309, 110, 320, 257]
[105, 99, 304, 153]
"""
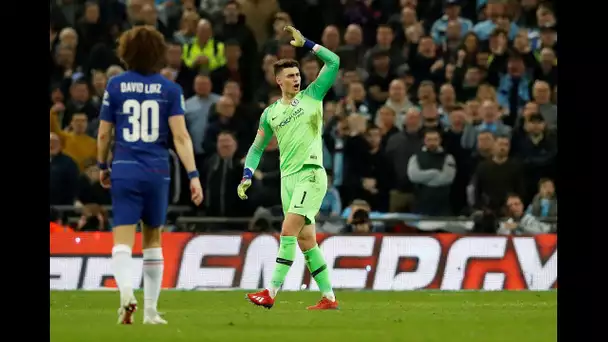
[123, 99, 160, 143]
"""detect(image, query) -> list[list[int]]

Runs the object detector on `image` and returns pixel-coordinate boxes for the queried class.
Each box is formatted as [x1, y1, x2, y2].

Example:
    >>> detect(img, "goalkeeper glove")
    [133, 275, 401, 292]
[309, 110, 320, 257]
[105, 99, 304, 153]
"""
[237, 168, 253, 200]
[284, 25, 316, 50]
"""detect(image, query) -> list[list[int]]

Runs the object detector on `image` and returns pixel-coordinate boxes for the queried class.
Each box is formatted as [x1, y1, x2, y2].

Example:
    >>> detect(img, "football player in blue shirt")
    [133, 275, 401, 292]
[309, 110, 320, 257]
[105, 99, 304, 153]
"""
[97, 26, 203, 325]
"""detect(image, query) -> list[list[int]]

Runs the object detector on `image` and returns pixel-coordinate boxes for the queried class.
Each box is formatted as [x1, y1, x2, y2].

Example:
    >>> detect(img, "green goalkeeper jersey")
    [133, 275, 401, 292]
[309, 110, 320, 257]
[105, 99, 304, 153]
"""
[244, 46, 340, 177]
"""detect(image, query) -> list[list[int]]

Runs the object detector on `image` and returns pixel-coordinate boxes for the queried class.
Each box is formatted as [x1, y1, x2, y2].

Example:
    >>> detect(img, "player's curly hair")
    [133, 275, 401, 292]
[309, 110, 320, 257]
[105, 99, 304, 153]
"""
[117, 26, 167, 75]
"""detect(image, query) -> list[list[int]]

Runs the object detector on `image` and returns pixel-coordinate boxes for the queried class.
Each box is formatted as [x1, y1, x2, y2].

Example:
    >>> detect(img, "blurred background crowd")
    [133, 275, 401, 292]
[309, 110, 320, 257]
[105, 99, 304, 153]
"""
[49, 0, 557, 234]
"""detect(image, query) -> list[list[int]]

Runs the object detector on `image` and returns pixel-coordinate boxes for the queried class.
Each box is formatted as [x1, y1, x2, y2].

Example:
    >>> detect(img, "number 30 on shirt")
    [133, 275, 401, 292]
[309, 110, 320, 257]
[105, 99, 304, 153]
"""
[122, 99, 160, 143]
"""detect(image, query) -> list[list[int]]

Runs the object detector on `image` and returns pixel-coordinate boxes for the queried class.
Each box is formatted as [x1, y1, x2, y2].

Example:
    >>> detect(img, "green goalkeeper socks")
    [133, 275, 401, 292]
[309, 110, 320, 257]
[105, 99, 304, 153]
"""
[304, 245, 334, 297]
[270, 236, 298, 290]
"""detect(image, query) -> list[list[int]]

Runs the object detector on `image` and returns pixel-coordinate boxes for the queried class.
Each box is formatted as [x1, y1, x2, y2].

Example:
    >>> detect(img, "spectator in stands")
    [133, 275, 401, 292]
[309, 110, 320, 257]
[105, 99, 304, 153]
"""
[527, 178, 558, 218]
[301, 55, 337, 102]
[239, 0, 280, 51]
[431, 0, 473, 45]
[215, 1, 258, 72]
[407, 129, 456, 216]
[464, 99, 482, 125]
[321, 25, 341, 53]
[203, 96, 249, 156]
[141, 3, 172, 39]
[365, 48, 397, 114]
[276, 41, 296, 61]
[534, 47, 557, 90]
[210, 40, 254, 102]
[512, 29, 536, 70]
[166, 41, 197, 98]
[476, 84, 497, 104]
[75, 1, 110, 58]
[172, 10, 200, 45]
[517, 0, 541, 29]
[511, 113, 557, 205]
[462, 100, 511, 149]
[160, 67, 176, 81]
[76, 204, 111, 232]
[183, 19, 226, 73]
[533, 3, 557, 46]
[343, 199, 371, 222]
[341, 208, 372, 234]
[222, 80, 259, 129]
[421, 104, 443, 131]
[453, 57, 482, 102]
[340, 114, 370, 206]
[438, 83, 457, 124]
[416, 81, 437, 107]
[319, 170, 342, 218]
[62, 79, 99, 127]
[343, 81, 371, 118]
[471, 136, 525, 213]
[385, 79, 415, 128]
[260, 11, 292, 55]
[470, 130, 495, 171]
[90, 70, 107, 109]
[50, 43, 76, 91]
[58, 27, 84, 69]
[531, 80, 557, 131]
[473, 0, 518, 41]
[497, 194, 550, 235]
[324, 116, 348, 203]
[76, 160, 111, 207]
[105, 65, 124, 79]
[199, 0, 228, 17]
[202, 131, 246, 218]
[248, 137, 281, 210]
[390, 4, 417, 43]
[50, 103, 96, 172]
[493, 50, 531, 125]
[537, 22, 557, 54]
[337, 24, 366, 68]
[50, 132, 79, 206]
[185, 75, 220, 159]
[442, 105, 469, 214]
[409, 35, 439, 86]
[255, 61, 281, 108]
[364, 25, 403, 68]
[376, 106, 399, 150]
[386, 108, 423, 213]
[352, 125, 391, 212]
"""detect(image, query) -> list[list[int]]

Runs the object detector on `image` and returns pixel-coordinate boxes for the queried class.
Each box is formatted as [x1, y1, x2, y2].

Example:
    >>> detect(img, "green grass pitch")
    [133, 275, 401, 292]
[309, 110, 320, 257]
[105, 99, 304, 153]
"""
[51, 291, 556, 342]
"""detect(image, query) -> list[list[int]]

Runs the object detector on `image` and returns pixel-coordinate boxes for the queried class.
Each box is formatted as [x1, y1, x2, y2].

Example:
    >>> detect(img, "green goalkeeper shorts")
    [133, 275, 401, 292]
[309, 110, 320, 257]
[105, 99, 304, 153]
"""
[281, 165, 328, 225]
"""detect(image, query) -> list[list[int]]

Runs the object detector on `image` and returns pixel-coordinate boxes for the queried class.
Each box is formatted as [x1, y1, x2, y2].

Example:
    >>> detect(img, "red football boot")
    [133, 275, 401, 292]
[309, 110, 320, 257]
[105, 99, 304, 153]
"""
[246, 289, 275, 309]
[307, 297, 340, 310]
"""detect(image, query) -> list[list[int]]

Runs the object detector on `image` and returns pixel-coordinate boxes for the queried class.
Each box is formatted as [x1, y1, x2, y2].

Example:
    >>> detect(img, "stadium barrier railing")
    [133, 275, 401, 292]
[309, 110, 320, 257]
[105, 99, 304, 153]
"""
[51, 205, 557, 233]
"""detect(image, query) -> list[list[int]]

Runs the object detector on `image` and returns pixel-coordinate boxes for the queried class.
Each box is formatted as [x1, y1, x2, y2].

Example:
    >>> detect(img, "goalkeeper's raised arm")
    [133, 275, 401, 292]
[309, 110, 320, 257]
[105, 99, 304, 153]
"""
[285, 25, 340, 101]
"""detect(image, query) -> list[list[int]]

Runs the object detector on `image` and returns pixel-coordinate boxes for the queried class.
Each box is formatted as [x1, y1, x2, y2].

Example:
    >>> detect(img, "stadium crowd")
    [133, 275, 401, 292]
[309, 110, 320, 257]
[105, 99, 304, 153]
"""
[49, 0, 557, 234]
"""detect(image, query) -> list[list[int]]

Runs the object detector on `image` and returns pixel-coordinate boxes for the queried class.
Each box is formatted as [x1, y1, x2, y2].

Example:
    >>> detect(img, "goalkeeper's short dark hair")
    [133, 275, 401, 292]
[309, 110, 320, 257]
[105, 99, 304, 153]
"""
[273, 59, 300, 76]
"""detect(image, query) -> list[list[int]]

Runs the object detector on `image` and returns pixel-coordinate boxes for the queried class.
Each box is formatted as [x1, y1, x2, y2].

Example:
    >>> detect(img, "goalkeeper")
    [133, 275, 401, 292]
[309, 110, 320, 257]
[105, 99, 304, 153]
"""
[238, 26, 340, 310]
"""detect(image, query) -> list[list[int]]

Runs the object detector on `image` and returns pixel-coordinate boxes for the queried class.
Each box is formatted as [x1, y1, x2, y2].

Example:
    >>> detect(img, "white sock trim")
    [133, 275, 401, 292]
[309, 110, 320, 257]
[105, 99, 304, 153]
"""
[143, 247, 163, 260]
[112, 244, 132, 256]
[323, 291, 336, 302]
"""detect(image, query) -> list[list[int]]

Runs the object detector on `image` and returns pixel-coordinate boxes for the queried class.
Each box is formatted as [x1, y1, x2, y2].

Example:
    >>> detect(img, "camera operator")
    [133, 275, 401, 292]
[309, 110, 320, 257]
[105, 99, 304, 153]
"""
[341, 209, 372, 234]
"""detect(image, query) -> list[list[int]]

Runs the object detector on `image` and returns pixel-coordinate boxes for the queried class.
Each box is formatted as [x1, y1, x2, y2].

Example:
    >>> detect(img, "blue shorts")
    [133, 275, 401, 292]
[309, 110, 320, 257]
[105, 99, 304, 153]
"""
[111, 179, 170, 228]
